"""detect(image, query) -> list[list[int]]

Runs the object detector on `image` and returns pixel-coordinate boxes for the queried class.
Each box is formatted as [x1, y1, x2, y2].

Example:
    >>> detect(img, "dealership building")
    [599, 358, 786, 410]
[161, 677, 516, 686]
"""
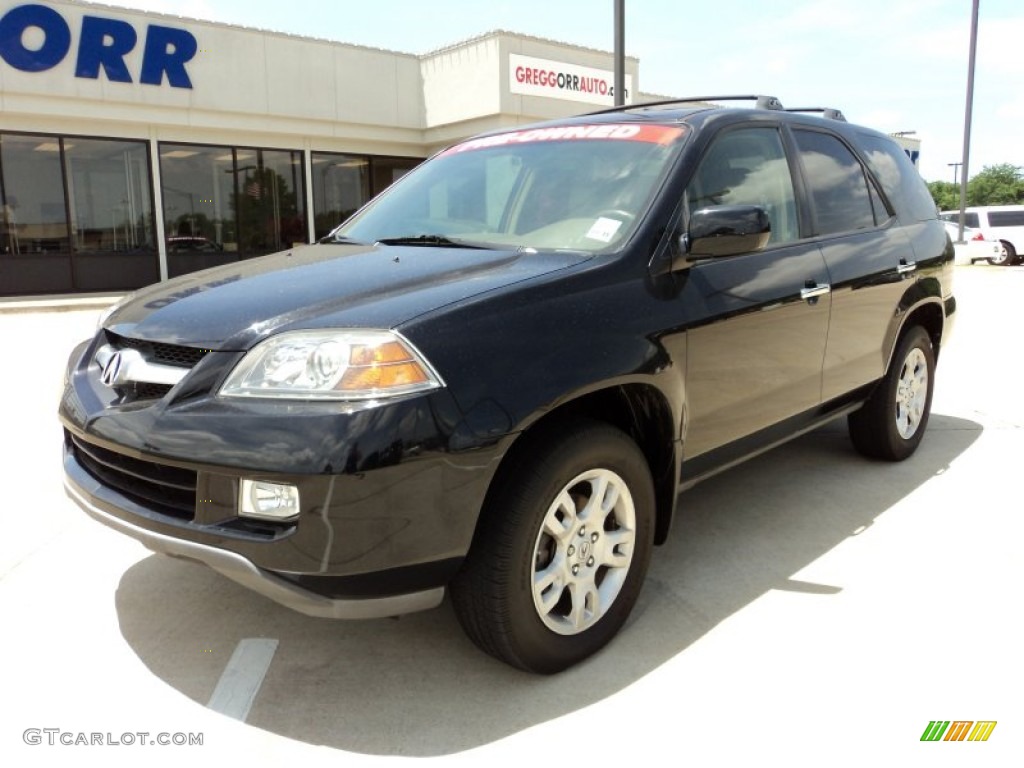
[0, 1, 922, 299]
[0, 0, 651, 297]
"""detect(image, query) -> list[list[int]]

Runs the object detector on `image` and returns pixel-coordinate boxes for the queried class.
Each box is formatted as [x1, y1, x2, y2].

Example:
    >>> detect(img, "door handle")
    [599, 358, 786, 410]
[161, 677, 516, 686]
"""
[897, 260, 917, 275]
[800, 283, 831, 301]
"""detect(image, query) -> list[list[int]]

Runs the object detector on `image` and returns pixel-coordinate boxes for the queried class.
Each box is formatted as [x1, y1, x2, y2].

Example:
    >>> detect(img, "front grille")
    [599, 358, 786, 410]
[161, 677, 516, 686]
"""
[100, 332, 211, 403]
[70, 433, 197, 520]
[131, 382, 174, 400]
[106, 332, 210, 368]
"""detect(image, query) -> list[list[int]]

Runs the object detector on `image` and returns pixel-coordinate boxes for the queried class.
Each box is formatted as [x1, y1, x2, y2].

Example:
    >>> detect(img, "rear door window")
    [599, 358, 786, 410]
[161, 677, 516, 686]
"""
[793, 130, 876, 236]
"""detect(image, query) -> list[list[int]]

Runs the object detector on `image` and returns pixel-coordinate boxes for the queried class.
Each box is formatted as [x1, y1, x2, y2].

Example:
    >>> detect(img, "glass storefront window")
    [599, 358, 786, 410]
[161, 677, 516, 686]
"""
[1, 133, 156, 296]
[236, 149, 306, 255]
[371, 156, 420, 196]
[1, 133, 419, 295]
[311, 152, 369, 241]
[160, 144, 237, 277]
[0, 133, 71, 295]
[64, 138, 157, 291]
[310, 153, 421, 241]
[160, 143, 306, 277]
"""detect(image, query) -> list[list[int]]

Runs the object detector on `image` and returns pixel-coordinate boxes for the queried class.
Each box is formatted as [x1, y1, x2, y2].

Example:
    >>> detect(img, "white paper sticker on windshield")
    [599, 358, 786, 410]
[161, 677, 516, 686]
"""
[586, 217, 623, 243]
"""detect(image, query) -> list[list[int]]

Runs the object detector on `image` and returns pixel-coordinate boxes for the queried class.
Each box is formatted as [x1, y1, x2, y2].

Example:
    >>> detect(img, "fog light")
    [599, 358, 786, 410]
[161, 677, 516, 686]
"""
[239, 479, 300, 521]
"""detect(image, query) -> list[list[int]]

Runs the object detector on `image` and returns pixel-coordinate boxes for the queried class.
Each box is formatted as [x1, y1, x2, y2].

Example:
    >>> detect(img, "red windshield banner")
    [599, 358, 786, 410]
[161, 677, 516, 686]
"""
[443, 124, 686, 155]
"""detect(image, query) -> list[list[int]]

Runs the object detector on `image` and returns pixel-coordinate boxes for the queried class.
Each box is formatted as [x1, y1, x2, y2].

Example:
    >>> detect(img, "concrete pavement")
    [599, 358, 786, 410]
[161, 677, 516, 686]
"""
[1, 266, 1021, 767]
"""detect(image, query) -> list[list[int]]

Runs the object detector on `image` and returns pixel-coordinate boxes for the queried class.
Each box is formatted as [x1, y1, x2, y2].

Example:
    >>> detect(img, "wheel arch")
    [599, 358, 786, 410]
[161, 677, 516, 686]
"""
[899, 300, 945, 363]
[890, 278, 947, 368]
[479, 383, 680, 549]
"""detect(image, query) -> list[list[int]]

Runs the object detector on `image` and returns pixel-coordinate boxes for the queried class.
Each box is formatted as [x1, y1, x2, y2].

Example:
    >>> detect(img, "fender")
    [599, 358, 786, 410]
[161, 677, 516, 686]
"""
[883, 272, 951, 372]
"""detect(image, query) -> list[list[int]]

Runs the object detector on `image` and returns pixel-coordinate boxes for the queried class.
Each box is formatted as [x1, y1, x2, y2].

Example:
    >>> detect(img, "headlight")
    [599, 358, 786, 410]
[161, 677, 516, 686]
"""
[219, 330, 444, 400]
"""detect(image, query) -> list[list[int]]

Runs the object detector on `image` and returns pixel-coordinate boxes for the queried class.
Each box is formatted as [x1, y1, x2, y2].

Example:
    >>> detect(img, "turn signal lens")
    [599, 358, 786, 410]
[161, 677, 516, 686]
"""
[339, 341, 431, 391]
[349, 341, 414, 366]
[340, 362, 430, 391]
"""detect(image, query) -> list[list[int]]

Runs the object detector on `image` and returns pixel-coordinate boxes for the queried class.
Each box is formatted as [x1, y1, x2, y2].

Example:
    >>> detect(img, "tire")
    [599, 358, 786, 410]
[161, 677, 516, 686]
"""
[451, 420, 655, 674]
[988, 242, 1013, 266]
[848, 325, 935, 461]
[999, 241, 1019, 265]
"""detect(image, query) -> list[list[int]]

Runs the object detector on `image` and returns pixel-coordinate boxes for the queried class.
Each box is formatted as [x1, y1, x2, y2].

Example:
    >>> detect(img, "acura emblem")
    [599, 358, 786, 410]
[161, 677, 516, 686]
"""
[98, 348, 145, 387]
[100, 351, 125, 387]
[578, 540, 591, 562]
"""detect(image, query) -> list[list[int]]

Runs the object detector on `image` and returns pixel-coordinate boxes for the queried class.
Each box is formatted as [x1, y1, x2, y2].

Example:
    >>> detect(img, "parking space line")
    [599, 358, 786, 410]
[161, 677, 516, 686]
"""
[207, 638, 279, 721]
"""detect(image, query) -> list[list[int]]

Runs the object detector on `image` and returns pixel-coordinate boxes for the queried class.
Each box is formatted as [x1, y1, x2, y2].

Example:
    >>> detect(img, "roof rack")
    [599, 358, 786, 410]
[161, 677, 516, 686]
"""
[588, 94, 785, 115]
[785, 107, 847, 122]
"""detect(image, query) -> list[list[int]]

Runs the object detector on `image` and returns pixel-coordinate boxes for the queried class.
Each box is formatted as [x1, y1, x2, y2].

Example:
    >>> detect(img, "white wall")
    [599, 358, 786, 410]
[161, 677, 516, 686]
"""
[419, 32, 640, 152]
[0, 0, 426, 155]
[0, 1, 643, 157]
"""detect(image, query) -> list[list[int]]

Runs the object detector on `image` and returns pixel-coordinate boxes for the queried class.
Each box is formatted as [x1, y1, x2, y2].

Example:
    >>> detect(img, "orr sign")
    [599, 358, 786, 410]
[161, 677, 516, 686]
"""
[0, 3, 197, 88]
[510, 53, 632, 107]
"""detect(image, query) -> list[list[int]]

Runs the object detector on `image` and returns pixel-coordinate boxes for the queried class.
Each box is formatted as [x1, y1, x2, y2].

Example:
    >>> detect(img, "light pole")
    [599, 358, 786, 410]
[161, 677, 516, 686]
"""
[956, 0, 980, 241]
[613, 0, 625, 107]
[948, 162, 962, 186]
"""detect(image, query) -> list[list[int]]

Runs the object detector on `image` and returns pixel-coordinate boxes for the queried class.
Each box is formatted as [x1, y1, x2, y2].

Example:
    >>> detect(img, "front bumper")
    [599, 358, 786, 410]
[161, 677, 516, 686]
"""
[59, 331, 507, 617]
[64, 466, 443, 619]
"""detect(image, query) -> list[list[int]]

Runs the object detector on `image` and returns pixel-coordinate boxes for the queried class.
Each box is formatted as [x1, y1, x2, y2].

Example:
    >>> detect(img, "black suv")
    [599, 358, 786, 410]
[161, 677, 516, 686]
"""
[61, 96, 955, 673]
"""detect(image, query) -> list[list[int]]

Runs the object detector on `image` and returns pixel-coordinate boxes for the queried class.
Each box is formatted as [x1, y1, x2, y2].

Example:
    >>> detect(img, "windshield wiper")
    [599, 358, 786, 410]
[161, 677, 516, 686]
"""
[374, 234, 487, 249]
[319, 233, 369, 245]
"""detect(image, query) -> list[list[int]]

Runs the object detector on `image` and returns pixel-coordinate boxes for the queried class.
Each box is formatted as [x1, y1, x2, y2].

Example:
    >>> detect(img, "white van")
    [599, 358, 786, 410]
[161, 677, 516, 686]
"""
[940, 206, 1024, 266]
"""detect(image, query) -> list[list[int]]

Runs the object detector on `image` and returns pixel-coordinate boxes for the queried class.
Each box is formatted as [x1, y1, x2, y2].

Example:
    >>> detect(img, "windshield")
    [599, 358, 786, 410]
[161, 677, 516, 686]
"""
[335, 123, 688, 252]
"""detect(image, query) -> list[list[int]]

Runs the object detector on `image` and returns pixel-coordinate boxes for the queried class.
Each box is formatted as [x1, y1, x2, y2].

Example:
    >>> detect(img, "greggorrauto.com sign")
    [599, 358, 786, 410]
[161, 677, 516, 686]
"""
[509, 53, 632, 107]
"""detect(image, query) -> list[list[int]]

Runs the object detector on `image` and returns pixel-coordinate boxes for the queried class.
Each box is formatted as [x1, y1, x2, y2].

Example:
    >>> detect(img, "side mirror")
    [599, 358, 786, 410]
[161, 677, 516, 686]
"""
[680, 205, 771, 262]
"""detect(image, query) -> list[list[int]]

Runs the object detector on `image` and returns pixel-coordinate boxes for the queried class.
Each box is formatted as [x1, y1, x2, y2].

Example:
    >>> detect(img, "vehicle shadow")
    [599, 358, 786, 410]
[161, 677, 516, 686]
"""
[115, 413, 981, 756]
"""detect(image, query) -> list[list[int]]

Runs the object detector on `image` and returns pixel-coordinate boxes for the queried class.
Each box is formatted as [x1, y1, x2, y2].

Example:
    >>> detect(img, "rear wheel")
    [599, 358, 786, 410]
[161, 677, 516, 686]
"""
[999, 241, 1019, 265]
[988, 242, 1013, 266]
[848, 325, 935, 461]
[451, 420, 655, 674]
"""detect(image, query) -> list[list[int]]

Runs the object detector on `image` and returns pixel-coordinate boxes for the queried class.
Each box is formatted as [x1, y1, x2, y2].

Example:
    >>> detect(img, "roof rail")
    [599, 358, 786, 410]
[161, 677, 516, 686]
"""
[785, 107, 847, 122]
[587, 94, 785, 116]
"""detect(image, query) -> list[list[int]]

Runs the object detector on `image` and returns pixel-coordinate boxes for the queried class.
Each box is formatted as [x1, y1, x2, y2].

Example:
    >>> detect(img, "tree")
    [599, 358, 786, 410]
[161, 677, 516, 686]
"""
[927, 181, 959, 211]
[967, 163, 1024, 206]
[926, 163, 1024, 210]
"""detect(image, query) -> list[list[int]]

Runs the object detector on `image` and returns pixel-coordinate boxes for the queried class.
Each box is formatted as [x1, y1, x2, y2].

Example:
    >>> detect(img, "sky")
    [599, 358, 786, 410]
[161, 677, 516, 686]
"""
[94, 0, 1023, 184]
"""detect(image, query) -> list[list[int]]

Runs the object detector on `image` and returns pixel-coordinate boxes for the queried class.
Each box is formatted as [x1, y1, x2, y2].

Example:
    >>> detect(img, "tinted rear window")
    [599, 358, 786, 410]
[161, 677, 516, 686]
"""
[987, 210, 1024, 227]
[942, 212, 980, 228]
[857, 133, 937, 222]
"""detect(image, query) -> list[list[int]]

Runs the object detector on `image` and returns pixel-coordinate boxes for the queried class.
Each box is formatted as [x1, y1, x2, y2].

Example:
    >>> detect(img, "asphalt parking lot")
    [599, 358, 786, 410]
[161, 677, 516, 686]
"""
[2, 266, 1022, 767]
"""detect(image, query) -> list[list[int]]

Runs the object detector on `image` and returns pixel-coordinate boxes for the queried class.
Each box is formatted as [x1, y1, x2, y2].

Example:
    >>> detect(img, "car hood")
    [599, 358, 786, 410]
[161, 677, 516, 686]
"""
[104, 243, 591, 349]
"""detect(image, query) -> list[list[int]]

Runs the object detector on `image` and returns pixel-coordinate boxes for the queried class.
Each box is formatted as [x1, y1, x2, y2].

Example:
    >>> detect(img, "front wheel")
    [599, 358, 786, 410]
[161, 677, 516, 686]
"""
[848, 325, 935, 461]
[451, 420, 655, 674]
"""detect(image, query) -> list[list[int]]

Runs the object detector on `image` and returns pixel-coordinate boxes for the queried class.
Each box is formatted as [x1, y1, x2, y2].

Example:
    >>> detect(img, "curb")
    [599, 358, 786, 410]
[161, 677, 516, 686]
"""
[0, 295, 123, 315]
